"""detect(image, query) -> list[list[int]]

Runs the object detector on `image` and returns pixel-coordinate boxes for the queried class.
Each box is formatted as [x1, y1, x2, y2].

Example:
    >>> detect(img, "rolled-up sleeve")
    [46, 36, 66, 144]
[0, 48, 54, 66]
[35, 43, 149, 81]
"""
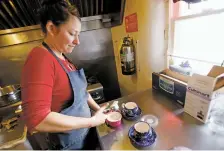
[21, 48, 55, 132]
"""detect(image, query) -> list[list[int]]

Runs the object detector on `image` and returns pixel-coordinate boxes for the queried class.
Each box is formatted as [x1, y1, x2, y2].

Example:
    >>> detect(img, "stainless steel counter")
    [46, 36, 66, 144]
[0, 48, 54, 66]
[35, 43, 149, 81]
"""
[0, 120, 33, 150]
[7, 139, 33, 150]
[96, 89, 224, 150]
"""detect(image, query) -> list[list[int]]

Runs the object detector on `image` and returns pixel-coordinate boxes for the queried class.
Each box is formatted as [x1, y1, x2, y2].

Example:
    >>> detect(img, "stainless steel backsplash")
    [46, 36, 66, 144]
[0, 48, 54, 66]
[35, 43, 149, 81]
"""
[0, 26, 121, 101]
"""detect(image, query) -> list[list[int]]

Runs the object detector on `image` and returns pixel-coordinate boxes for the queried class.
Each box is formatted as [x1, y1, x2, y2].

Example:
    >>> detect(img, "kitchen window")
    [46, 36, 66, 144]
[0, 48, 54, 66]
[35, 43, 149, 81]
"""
[168, 0, 224, 75]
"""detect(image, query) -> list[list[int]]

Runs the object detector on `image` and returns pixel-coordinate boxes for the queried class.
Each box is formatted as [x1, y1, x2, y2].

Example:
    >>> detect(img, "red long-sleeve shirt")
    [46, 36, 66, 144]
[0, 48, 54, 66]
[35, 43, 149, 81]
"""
[21, 46, 76, 132]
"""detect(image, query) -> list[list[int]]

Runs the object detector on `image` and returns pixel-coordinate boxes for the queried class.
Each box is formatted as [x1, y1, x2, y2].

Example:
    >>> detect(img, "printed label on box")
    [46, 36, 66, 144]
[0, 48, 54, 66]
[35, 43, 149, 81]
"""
[187, 74, 215, 100]
[184, 92, 210, 122]
[159, 76, 174, 94]
[184, 73, 219, 123]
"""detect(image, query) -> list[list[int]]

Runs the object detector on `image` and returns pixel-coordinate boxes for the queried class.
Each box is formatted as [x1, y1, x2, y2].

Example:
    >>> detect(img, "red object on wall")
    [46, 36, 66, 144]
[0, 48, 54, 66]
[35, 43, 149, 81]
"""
[125, 13, 138, 33]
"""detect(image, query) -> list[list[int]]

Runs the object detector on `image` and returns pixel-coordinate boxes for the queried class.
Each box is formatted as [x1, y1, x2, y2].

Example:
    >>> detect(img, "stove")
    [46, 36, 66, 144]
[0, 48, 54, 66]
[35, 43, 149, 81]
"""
[86, 75, 105, 104]
[86, 75, 99, 86]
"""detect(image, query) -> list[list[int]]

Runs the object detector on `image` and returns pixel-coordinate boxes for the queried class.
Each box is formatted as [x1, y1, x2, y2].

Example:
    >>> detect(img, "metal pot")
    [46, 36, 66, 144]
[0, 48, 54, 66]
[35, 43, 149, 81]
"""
[0, 85, 21, 108]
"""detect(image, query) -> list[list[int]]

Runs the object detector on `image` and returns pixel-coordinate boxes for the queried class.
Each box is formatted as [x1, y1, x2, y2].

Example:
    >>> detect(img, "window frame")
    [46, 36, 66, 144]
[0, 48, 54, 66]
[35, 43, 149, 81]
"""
[168, 7, 224, 67]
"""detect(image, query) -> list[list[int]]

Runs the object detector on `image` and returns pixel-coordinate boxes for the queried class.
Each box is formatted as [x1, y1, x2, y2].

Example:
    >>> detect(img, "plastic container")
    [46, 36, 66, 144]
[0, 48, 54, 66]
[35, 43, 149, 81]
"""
[209, 110, 224, 135]
[208, 99, 224, 134]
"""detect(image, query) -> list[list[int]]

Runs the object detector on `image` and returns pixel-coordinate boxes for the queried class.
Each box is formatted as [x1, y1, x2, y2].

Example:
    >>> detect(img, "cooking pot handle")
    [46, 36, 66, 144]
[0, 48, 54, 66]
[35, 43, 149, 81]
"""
[15, 105, 22, 114]
[0, 87, 2, 96]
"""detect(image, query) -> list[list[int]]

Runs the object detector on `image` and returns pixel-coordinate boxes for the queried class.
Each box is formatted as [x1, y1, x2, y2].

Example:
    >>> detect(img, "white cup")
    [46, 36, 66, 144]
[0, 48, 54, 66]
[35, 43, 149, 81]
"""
[133, 121, 152, 141]
[122, 102, 139, 116]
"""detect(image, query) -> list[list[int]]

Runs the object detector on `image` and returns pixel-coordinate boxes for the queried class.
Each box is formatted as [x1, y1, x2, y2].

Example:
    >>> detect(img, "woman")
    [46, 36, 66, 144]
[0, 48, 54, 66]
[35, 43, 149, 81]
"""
[21, 0, 108, 149]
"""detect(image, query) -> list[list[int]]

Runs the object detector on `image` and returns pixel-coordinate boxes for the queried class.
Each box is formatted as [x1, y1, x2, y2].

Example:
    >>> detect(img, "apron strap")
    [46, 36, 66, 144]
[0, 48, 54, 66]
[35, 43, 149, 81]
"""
[42, 42, 70, 73]
[62, 54, 79, 70]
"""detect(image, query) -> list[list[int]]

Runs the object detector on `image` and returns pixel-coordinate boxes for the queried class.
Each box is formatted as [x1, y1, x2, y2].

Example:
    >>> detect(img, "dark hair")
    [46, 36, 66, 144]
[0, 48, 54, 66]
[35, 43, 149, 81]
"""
[38, 0, 80, 33]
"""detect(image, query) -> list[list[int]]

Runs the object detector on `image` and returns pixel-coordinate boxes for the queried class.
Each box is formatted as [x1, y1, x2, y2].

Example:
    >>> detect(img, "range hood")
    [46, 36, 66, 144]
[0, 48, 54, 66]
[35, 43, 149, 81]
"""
[0, 0, 126, 31]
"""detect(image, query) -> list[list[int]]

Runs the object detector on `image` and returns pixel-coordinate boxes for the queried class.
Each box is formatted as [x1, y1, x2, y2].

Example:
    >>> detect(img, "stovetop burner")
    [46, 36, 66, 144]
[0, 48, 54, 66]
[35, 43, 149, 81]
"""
[86, 75, 99, 85]
[85, 75, 105, 104]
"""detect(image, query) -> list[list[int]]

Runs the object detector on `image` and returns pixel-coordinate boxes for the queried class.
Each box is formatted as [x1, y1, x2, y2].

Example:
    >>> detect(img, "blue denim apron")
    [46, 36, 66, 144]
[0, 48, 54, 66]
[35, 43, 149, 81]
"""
[42, 42, 91, 150]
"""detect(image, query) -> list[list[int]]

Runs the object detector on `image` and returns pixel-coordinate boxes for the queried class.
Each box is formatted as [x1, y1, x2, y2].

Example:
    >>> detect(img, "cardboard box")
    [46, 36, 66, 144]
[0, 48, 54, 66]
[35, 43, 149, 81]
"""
[184, 65, 224, 123]
[152, 72, 187, 106]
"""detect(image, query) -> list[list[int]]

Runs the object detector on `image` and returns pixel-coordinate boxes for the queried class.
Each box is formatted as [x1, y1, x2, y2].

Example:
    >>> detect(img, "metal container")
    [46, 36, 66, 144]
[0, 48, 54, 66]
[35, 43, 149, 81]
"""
[0, 85, 21, 107]
[120, 36, 136, 75]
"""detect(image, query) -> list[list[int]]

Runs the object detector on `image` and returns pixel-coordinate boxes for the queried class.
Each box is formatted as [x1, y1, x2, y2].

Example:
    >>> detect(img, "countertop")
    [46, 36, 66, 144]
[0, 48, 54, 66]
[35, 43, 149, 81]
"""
[96, 89, 224, 150]
[0, 119, 33, 150]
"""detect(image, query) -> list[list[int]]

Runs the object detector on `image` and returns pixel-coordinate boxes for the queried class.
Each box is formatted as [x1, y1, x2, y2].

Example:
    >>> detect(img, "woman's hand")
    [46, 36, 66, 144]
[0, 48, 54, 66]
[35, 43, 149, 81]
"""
[87, 93, 101, 111]
[91, 103, 109, 127]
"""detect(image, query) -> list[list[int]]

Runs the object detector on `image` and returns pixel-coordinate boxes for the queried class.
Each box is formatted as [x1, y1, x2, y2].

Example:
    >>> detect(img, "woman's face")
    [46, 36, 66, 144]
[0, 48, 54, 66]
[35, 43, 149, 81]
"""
[52, 15, 81, 54]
